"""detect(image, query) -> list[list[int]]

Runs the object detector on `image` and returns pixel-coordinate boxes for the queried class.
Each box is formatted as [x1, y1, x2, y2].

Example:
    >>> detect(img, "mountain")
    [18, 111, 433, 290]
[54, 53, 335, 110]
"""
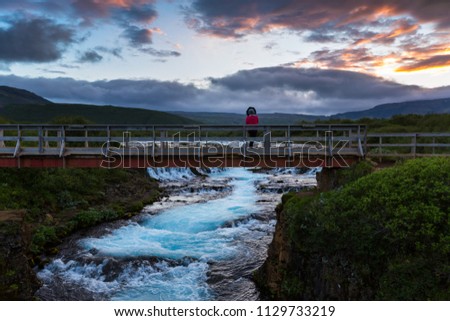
[333, 97, 450, 119]
[0, 86, 52, 107]
[0, 103, 196, 124]
[176, 97, 450, 123]
[1, 85, 449, 124]
[0, 86, 196, 124]
[175, 111, 325, 125]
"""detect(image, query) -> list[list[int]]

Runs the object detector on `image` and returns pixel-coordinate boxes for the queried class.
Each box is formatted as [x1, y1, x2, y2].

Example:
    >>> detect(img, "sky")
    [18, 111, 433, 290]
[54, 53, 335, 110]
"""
[0, 0, 450, 115]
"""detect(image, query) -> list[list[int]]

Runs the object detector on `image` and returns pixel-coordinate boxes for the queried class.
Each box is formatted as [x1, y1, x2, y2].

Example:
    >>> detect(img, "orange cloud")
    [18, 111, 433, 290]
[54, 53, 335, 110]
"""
[354, 20, 419, 46]
[396, 54, 450, 72]
[104, 0, 151, 8]
[304, 47, 396, 72]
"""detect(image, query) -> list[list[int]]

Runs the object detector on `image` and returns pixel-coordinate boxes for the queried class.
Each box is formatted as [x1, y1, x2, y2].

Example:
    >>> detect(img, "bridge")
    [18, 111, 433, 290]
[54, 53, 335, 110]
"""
[0, 124, 449, 168]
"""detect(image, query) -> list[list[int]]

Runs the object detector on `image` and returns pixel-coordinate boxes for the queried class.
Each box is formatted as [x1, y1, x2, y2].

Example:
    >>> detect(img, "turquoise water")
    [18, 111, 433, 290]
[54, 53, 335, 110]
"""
[38, 168, 274, 300]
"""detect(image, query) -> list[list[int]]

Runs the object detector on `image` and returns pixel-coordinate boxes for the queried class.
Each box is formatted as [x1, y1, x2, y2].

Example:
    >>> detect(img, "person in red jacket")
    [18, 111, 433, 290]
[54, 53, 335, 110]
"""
[245, 106, 259, 147]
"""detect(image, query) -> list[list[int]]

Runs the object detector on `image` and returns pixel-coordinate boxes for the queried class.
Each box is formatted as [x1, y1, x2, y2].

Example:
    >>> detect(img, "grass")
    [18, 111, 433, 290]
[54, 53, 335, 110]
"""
[0, 168, 160, 256]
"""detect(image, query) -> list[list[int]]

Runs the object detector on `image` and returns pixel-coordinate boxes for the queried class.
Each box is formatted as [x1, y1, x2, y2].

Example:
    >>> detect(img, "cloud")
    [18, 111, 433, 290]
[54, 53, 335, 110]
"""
[263, 41, 277, 50]
[123, 25, 154, 46]
[71, 0, 156, 25]
[115, 4, 158, 24]
[139, 47, 181, 57]
[0, 17, 74, 63]
[78, 50, 103, 63]
[0, 1, 178, 61]
[187, 0, 450, 38]
[115, 3, 159, 48]
[96, 46, 123, 58]
[186, 0, 450, 73]
[38, 68, 66, 75]
[210, 67, 423, 99]
[303, 47, 392, 71]
[396, 55, 450, 72]
[0, 74, 200, 110]
[352, 19, 419, 46]
[2, 67, 449, 115]
[121, 26, 180, 57]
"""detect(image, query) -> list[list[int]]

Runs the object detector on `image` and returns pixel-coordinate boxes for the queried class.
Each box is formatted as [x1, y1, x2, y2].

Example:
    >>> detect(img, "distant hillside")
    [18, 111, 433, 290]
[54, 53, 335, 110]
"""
[175, 111, 324, 125]
[0, 104, 196, 124]
[0, 85, 196, 124]
[0, 86, 51, 107]
[2, 85, 449, 125]
[176, 98, 450, 123]
[333, 97, 450, 119]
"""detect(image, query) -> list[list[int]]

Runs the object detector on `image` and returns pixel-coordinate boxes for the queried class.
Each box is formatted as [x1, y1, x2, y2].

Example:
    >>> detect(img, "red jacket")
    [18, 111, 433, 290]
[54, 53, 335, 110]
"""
[246, 115, 259, 125]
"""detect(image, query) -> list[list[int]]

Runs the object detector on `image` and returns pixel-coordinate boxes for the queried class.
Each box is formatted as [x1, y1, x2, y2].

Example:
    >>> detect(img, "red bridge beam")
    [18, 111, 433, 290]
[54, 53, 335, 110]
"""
[0, 155, 359, 168]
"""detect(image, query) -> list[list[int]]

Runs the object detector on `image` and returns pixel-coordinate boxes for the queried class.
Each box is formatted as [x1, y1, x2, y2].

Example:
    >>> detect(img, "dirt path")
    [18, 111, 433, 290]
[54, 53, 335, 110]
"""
[0, 210, 25, 222]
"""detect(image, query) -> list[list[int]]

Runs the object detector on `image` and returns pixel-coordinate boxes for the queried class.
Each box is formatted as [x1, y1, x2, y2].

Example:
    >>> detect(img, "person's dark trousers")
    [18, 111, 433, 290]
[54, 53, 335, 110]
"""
[248, 130, 257, 147]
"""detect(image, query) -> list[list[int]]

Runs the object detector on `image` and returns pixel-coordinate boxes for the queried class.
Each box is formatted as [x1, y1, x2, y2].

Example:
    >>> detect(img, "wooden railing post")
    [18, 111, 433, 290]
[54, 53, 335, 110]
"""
[85, 129, 89, 148]
[363, 126, 368, 156]
[152, 126, 156, 156]
[44, 130, 49, 148]
[412, 133, 417, 158]
[378, 136, 382, 162]
[160, 130, 168, 154]
[349, 127, 353, 148]
[0, 128, 4, 148]
[124, 131, 130, 149]
[264, 127, 271, 154]
[57, 129, 61, 148]
[38, 126, 44, 153]
[197, 126, 202, 160]
[59, 126, 66, 158]
[287, 125, 292, 158]
[14, 125, 21, 158]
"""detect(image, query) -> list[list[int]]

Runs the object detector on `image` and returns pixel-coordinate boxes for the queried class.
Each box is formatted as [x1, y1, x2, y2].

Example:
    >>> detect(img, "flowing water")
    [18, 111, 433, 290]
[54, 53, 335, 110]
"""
[36, 168, 318, 301]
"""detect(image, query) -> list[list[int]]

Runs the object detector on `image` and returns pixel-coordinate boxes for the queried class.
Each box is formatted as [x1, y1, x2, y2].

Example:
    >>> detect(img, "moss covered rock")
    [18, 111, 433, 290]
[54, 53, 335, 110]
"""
[0, 168, 160, 299]
[257, 158, 450, 300]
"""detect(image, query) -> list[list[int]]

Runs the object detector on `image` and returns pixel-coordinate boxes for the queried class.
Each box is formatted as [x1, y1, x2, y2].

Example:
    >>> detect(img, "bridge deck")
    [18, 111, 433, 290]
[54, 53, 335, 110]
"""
[0, 124, 448, 168]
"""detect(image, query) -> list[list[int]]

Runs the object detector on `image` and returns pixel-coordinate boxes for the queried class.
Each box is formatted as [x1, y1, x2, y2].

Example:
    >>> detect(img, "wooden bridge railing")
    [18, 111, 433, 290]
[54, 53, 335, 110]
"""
[366, 133, 450, 160]
[0, 124, 448, 168]
[0, 124, 367, 158]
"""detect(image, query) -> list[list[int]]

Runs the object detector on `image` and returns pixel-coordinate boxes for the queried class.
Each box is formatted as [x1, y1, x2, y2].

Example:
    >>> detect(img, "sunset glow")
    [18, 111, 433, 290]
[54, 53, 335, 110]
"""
[0, 0, 449, 114]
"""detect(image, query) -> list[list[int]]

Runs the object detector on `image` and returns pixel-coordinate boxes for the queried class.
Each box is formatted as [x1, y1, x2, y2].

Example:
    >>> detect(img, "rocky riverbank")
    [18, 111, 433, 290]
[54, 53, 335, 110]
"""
[256, 158, 450, 300]
[0, 210, 40, 299]
[0, 168, 160, 300]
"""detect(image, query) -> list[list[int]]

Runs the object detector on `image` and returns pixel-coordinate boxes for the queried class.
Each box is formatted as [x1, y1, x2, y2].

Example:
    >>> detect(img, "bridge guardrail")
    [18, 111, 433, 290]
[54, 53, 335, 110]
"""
[0, 124, 367, 159]
[366, 133, 450, 159]
[2, 124, 449, 168]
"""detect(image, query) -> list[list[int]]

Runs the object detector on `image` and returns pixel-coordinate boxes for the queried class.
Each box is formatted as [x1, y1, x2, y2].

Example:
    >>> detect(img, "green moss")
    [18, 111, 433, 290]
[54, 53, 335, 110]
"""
[71, 209, 120, 229]
[280, 273, 304, 298]
[281, 192, 297, 205]
[0, 168, 158, 257]
[30, 226, 59, 254]
[129, 201, 144, 213]
[5, 270, 16, 278]
[335, 160, 375, 185]
[8, 284, 19, 291]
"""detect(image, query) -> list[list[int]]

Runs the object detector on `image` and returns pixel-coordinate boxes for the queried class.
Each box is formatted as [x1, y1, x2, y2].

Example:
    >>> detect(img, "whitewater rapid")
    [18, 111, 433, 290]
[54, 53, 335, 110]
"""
[36, 168, 318, 301]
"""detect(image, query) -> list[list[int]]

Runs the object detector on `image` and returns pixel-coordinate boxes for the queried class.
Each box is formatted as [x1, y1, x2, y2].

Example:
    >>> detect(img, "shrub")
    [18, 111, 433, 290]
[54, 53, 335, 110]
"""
[30, 226, 58, 254]
[285, 158, 450, 300]
[71, 209, 120, 229]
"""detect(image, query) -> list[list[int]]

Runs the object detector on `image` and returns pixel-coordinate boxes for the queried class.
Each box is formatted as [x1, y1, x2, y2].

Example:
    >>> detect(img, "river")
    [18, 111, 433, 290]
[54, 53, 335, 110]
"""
[35, 168, 317, 301]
